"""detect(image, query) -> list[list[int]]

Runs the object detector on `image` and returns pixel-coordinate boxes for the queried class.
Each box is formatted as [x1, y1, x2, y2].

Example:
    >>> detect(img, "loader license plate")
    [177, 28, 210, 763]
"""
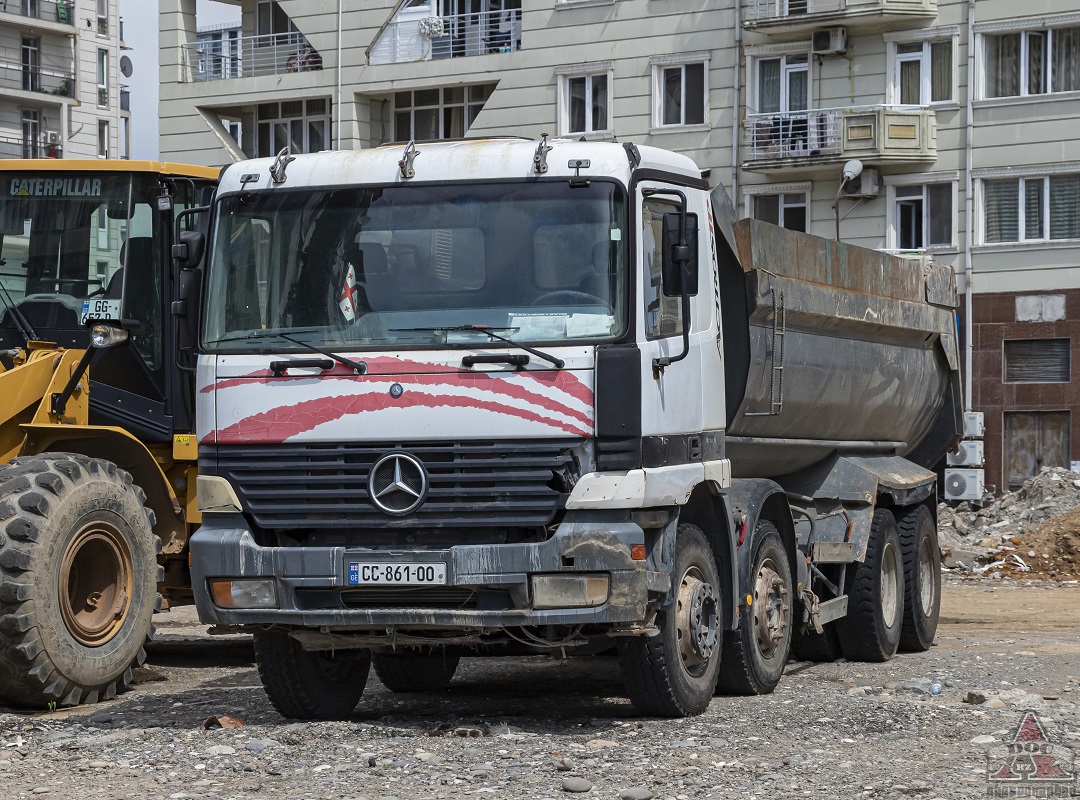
[80, 297, 121, 324]
[347, 562, 447, 586]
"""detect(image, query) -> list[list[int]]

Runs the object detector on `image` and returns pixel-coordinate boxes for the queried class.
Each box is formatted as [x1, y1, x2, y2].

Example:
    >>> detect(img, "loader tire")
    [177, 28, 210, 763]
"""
[0, 454, 159, 708]
[618, 524, 722, 717]
[372, 650, 460, 692]
[715, 522, 793, 695]
[836, 508, 904, 663]
[897, 505, 940, 652]
[254, 629, 370, 720]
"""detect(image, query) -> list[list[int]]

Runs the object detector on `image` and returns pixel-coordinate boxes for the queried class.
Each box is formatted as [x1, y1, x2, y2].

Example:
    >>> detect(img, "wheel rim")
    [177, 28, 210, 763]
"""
[59, 520, 133, 647]
[917, 535, 936, 617]
[880, 540, 900, 629]
[675, 565, 719, 678]
[753, 558, 790, 657]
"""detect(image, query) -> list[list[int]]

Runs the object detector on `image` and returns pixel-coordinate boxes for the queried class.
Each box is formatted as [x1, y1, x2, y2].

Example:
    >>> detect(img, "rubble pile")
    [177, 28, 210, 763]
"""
[938, 466, 1080, 579]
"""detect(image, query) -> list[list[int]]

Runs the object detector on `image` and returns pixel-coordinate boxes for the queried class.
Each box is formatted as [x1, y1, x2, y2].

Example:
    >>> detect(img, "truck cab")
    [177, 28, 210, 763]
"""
[189, 140, 959, 719]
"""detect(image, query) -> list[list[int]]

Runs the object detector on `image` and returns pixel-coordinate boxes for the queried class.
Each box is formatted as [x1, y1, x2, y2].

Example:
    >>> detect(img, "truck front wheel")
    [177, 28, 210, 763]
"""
[372, 650, 460, 692]
[836, 508, 904, 662]
[897, 505, 940, 652]
[254, 629, 370, 720]
[715, 521, 793, 694]
[618, 524, 722, 717]
[0, 454, 158, 709]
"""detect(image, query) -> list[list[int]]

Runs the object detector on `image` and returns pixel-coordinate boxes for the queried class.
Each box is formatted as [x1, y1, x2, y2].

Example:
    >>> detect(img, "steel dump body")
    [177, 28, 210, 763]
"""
[715, 213, 961, 479]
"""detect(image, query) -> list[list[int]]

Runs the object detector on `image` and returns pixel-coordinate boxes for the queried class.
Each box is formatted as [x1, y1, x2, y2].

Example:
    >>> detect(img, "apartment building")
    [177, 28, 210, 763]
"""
[0, 0, 130, 160]
[158, 0, 1080, 497]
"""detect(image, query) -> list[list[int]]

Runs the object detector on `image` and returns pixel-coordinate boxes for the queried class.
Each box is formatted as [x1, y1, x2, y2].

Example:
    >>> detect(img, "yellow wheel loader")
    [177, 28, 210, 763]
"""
[0, 160, 216, 708]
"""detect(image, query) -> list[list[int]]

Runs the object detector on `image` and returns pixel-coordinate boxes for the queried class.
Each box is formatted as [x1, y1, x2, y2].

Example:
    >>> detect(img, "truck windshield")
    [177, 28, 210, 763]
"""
[203, 180, 627, 351]
[0, 172, 162, 370]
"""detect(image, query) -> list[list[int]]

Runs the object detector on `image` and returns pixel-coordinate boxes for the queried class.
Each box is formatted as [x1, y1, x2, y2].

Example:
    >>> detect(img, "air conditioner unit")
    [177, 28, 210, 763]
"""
[842, 168, 879, 198]
[963, 411, 985, 438]
[948, 440, 985, 467]
[42, 130, 61, 146]
[944, 468, 985, 502]
[812, 27, 847, 56]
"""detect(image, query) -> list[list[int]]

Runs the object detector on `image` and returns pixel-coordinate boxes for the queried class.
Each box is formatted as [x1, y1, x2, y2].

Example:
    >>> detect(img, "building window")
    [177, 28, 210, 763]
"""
[983, 174, 1080, 243]
[97, 49, 108, 106]
[256, 99, 330, 157]
[257, 0, 298, 40]
[560, 72, 609, 135]
[21, 110, 39, 159]
[894, 183, 953, 249]
[752, 192, 807, 232]
[893, 40, 953, 105]
[754, 53, 808, 114]
[96, 0, 108, 35]
[984, 26, 1080, 98]
[656, 61, 706, 127]
[1004, 338, 1070, 383]
[21, 36, 39, 92]
[98, 120, 109, 158]
[393, 85, 494, 142]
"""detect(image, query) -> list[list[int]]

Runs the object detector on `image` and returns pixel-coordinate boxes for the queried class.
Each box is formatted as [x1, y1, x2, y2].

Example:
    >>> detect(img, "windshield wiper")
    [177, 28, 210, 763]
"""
[391, 325, 565, 369]
[208, 329, 367, 374]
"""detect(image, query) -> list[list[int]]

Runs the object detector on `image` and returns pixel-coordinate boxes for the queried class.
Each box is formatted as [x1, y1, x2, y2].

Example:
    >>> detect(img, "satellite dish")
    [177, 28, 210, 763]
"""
[120, 55, 133, 78]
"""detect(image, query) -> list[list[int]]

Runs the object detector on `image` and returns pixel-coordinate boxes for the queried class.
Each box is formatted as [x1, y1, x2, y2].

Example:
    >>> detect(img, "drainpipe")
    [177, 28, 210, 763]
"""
[730, 0, 742, 204]
[963, 0, 975, 412]
[336, 0, 343, 149]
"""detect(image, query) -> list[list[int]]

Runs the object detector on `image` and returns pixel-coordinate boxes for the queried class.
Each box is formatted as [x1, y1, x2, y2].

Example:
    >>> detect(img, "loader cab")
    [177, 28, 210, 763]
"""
[0, 162, 217, 441]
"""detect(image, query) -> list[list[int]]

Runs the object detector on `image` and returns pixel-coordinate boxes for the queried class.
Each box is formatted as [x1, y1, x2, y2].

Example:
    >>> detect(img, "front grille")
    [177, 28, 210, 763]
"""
[200, 439, 580, 530]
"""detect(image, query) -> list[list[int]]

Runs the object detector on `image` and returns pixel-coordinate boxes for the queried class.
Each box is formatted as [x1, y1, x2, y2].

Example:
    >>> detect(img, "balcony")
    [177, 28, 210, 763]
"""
[369, 9, 521, 66]
[745, 0, 936, 34]
[0, 52, 75, 102]
[0, 0, 74, 31]
[120, 84, 130, 112]
[181, 32, 322, 82]
[0, 134, 61, 159]
[743, 105, 936, 174]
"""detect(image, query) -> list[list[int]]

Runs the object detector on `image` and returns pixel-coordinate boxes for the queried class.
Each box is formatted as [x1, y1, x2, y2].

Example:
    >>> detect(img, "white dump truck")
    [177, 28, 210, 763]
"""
[177, 139, 962, 718]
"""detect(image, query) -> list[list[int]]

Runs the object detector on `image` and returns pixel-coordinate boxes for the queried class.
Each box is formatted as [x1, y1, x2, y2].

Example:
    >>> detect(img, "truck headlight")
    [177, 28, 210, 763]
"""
[210, 579, 278, 609]
[531, 574, 609, 609]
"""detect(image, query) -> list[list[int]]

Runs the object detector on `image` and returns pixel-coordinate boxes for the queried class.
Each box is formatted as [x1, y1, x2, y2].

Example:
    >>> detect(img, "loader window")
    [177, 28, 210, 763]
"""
[205, 179, 628, 351]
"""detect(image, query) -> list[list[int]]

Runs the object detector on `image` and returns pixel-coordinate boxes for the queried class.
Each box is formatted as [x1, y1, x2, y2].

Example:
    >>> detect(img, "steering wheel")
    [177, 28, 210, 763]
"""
[533, 290, 608, 307]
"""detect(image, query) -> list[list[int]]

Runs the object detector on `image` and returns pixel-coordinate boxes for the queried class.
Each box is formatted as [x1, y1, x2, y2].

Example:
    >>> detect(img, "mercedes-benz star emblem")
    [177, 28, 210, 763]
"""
[368, 453, 428, 515]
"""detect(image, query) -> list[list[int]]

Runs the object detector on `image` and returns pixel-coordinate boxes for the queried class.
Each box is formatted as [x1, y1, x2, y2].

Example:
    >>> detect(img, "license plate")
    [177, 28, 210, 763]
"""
[80, 297, 121, 324]
[347, 562, 447, 586]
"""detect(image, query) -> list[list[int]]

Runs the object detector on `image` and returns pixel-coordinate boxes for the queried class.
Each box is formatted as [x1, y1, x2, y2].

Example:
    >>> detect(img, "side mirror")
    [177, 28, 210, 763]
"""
[661, 211, 699, 298]
[172, 266, 202, 349]
[172, 230, 206, 269]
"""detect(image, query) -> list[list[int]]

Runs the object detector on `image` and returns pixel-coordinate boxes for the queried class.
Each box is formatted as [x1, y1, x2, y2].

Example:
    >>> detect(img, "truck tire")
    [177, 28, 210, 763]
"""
[897, 505, 940, 652]
[790, 622, 842, 663]
[836, 508, 904, 662]
[372, 650, 460, 692]
[254, 629, 370, 720]
[618, 524, 722, 717]
[715, 522, 793, 695]
[0, 454, 158, 708]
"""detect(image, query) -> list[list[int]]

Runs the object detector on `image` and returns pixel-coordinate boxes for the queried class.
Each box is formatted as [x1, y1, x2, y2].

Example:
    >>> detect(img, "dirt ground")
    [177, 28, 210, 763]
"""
[1, 580, 1078, 800]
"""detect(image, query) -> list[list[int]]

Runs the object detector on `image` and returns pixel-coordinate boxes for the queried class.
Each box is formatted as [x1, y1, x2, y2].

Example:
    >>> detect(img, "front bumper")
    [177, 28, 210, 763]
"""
[190, 514, 654, 630]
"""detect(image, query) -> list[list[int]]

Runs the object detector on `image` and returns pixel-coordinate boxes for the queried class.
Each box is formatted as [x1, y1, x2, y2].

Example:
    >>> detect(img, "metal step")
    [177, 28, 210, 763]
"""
[811, 541, 855, 563]
[816, 595, 849, 626]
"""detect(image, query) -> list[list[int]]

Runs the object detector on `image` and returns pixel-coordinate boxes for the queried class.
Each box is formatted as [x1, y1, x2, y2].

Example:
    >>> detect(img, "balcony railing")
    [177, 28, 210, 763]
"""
[0, 51, 74, 98]
[0, 0, 74, 26]
[0, 134, 61, 159]
[120, 84, 129, 111]
[746, 0, 936, 29]
[369, 9, 521, 65]
[181, 32, 322, 82]
[744, 105, 936, 171]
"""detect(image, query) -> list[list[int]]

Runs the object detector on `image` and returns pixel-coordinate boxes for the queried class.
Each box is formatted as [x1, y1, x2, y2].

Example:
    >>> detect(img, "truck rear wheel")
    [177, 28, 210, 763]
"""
[618, 524, 722, 717]
[715, 522, 793, 695]
[254, 629, 370, 719]
[836, 508, 904, 662]
[898, 505, 940, 652]
[0, 454, 158, 708]
[372, 650, 460, 692]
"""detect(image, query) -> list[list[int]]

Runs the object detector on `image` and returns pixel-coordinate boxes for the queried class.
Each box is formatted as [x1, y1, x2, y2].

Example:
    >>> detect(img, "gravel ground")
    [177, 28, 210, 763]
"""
[1, 579, 1077, 800]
